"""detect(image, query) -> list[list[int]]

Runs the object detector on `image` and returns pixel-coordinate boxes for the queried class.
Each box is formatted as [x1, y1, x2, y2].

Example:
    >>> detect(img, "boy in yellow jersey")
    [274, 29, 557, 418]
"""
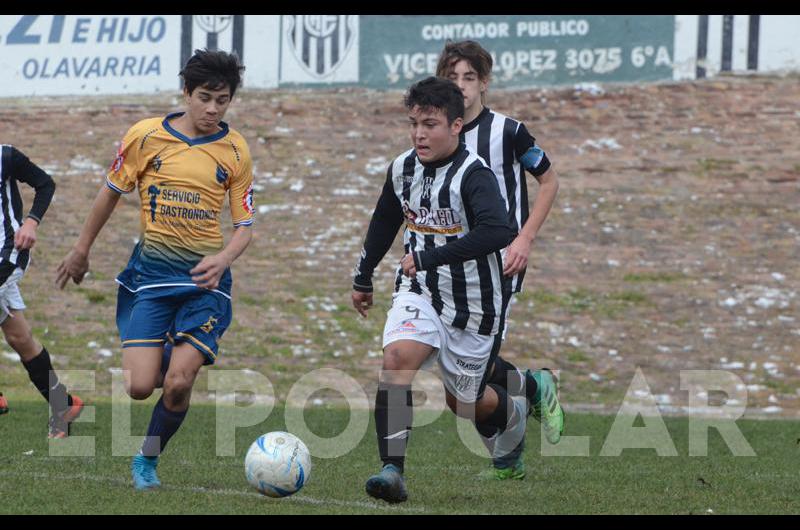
[56, 49, 254, 490]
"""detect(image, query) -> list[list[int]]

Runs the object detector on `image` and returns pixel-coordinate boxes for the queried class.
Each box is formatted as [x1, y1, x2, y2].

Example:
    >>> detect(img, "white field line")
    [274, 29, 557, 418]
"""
[0, 470, 427, 513]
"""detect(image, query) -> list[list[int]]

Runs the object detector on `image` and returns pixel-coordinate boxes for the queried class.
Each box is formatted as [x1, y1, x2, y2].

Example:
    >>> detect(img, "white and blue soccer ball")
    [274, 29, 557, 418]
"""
[245, 431, 311, 498]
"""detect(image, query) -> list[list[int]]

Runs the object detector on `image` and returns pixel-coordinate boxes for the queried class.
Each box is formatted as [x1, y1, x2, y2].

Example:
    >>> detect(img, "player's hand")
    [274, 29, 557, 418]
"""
[14, 218, 38, 251]
[503, 235, 531, 277]
[401, 253, 417, 279]
[190, 253, 230, 290]
[352, 291, 373, 318]
[56, 247, 89, 289]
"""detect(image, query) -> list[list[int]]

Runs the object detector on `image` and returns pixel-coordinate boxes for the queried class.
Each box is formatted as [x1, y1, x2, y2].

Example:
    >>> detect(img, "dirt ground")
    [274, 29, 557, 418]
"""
[0, 74, 798, 417]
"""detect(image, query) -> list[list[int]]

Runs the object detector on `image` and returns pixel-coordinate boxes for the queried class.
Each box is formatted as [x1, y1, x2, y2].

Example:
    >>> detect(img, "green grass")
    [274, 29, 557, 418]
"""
[1, 400, 799, 514]
[524, 288, 651, 318]
[623, 272, 687, 283]
[695, 158, 737, 176]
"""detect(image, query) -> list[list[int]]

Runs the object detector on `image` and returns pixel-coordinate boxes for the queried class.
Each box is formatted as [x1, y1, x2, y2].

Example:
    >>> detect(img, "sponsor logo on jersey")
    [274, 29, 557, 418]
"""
[402, 202, 463, 235]
[109, 143, 125, 173]
[215, 164, 229, 184]
[200, 315, 219, 334]
[242, 183, 254, 215]
[456, 358, 484, 371]
[454, 374, 474, 394]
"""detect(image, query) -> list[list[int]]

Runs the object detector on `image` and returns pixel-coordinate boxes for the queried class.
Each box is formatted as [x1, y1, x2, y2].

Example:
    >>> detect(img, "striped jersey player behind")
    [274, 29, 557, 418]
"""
[352, 77, 522, 504]
[437, 40, 564, 480]
[56, 49, 254, 491]
[0, 144, 84, 437]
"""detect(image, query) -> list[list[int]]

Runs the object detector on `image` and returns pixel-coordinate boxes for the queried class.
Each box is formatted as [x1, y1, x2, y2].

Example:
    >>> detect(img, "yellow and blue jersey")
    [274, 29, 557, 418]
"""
[107, 112, 254, 297]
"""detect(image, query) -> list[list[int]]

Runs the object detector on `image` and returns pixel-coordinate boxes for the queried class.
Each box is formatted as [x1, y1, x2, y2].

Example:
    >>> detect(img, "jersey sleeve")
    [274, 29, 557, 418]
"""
[9, 146, 56, 223]
[514, 123, 551, 178]
[106, 123, 145, 194]
[229, 140, 254, 227]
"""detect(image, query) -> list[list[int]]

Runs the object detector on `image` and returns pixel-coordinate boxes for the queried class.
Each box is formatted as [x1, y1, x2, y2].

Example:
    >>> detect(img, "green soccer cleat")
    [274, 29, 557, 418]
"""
[477, 459, 526, 481]
[528, 368, 564, 445]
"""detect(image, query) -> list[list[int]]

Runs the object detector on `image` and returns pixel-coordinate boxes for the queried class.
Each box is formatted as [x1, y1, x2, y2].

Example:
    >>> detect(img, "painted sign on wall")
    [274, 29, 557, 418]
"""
[0, 15, 181, 97]
[358, 15, 675, 88]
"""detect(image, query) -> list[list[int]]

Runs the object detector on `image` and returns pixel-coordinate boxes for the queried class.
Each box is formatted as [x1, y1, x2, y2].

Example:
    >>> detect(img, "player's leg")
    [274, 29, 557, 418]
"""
[138, 341, 205, 460]
[121, 346, 164, 400]
[117, 286, 179, 490]
[482, 282, 564, 445]
[447, 382, 528, 480]
[2, 306, 84, 438]
[436, 324, 529, 479]
[481, 280, 532, 401]
[366, 339, 431, 504]
[130, 288, 232, 490]
[155, 339, 174, 389]
[487, 354, 564, 445]
[117, 285, 174, 401]
[125, 342, 186, 491]
[366, 294, 440, 503]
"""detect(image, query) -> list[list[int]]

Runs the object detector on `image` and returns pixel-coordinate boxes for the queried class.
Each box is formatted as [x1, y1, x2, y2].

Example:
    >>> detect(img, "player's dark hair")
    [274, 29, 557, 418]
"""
[435, 40, 493, 82]
[404, 77, 465, 125]
[180, 48, 245, 97]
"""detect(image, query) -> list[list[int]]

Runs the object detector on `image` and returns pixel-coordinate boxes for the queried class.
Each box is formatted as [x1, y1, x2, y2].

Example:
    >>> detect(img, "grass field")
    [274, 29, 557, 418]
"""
[1, 399, 799, 514]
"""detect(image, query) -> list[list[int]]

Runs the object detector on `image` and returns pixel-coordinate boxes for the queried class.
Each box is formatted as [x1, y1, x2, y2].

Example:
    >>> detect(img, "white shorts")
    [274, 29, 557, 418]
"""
[0, 267, 26, 325]
[382, 292, 494, 404]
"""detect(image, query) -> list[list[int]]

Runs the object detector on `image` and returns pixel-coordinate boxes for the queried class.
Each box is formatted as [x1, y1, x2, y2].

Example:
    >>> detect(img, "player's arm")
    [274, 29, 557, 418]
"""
[191, 144, 255, 291]
[352, 170, 404, 317]
[409, 167, 514, 274]
[190, 225, 252, 290]
[503, 124, 559, 276]
[57, 126, 140, 289]
[9, 147, 56, 251]
[55, 184, 121, 288]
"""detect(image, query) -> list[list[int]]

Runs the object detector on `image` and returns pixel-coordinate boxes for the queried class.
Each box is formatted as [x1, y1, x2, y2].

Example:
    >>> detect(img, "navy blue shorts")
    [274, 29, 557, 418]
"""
[116, 285, 232, 365]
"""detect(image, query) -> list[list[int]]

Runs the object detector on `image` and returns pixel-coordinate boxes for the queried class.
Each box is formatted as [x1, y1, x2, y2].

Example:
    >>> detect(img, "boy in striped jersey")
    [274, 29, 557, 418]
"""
[352, 77, 521, 503]
[56, 50, 254, 490]
[0, 145, 84, 437]
[437, 40, 564, 480]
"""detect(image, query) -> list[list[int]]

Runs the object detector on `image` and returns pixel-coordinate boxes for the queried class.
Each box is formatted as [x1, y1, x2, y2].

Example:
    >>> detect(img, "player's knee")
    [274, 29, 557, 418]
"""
[382, 345, 407, 372]
[4, 327, 34, 354]
[445, 392, 477, 419]
[163, 370, 194, 398]
[126, 383, 154, 400]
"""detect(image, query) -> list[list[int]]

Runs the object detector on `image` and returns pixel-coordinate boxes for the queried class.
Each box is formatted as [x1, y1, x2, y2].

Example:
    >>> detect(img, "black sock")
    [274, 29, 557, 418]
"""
[487, 356, 537, 402]
[375, 382, 412, 474]
[21, 347, 72, 414]
[481, 383, 514, 433]
[475, 421, 499, 438]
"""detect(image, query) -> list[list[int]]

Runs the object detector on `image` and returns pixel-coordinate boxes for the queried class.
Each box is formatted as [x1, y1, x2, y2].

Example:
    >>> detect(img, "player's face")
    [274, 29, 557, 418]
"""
[446, 59, 487, 115]
[184, 85, 232, 135]
[408, 105, 463, 163]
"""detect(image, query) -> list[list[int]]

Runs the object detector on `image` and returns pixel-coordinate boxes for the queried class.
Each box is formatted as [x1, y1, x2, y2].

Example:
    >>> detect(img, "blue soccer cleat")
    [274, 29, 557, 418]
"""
[365, 464, 408, 503]
[131, 453, 161, 490]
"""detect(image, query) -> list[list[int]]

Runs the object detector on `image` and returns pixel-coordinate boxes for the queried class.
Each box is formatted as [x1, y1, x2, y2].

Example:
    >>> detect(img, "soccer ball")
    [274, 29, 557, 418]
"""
[244, 431, 311, 498]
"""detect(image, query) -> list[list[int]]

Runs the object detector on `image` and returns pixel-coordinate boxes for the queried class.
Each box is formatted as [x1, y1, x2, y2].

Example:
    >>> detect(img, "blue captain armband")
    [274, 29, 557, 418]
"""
[520, 146, 551, 177]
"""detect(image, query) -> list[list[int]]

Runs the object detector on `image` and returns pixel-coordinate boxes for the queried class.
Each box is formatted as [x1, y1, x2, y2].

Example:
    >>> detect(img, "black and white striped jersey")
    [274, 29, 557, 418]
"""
[0, 145, 56, 270]
[460, 107, 551, 293]
[354, 143, 515, 336]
